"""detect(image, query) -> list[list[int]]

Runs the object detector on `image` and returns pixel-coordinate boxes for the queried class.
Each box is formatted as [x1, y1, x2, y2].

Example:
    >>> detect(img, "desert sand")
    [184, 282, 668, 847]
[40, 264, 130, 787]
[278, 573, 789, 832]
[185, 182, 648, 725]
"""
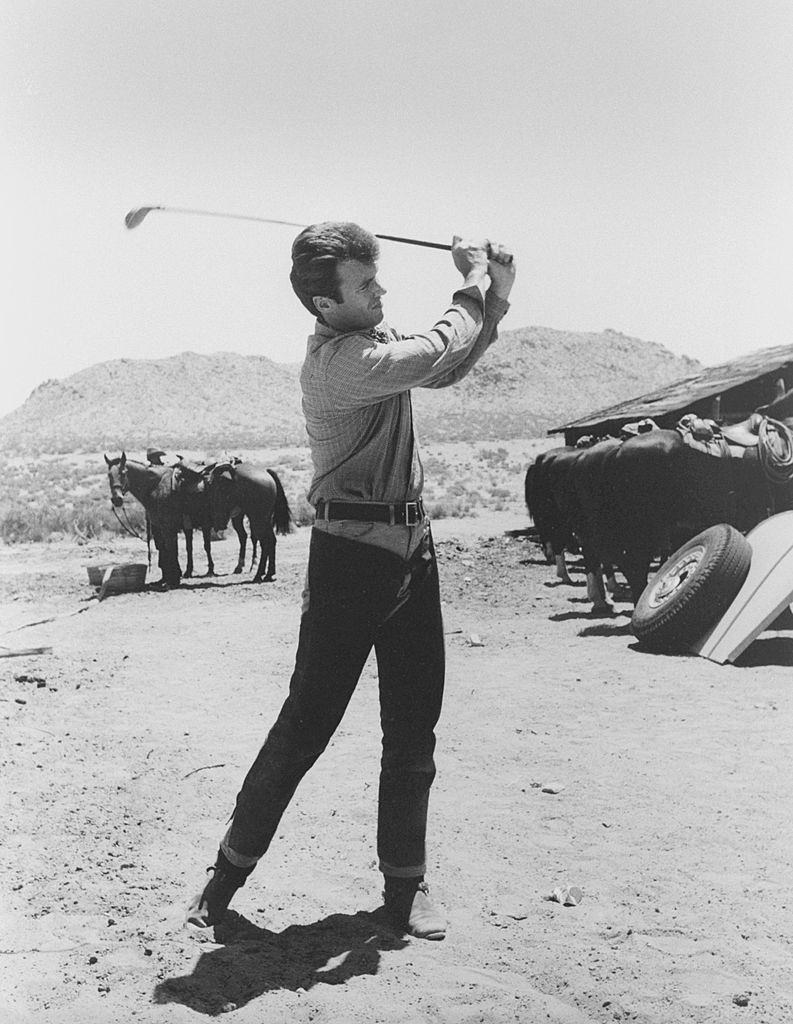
[1, 512, 791, 1023]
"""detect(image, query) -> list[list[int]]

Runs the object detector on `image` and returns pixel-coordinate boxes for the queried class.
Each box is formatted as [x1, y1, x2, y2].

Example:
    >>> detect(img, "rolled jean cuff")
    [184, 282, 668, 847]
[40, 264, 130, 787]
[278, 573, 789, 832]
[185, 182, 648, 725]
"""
[379, 859, 426, 878]
[221, 834, 260, 870]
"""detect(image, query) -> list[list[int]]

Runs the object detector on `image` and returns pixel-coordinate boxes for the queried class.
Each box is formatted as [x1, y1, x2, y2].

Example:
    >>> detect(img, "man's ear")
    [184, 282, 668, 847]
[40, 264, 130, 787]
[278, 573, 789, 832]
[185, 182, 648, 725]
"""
[313, 295, 333, 315]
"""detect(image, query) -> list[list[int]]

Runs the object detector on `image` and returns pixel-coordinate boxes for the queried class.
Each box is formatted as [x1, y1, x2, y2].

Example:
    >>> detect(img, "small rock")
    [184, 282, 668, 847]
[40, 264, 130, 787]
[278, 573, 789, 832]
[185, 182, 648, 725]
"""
[541, 783, 566, 794]
[549, 885, 583, 906]
[467, 634, 485, 647]
[88, 956, 98, 965]
[14, 698, 26, 705]
[732, 993, 750, 1007]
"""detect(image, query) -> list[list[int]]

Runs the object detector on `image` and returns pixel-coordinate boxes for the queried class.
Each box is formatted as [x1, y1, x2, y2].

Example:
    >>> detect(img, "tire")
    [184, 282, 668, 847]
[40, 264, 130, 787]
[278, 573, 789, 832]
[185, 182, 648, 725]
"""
[631, 524, 752, 651]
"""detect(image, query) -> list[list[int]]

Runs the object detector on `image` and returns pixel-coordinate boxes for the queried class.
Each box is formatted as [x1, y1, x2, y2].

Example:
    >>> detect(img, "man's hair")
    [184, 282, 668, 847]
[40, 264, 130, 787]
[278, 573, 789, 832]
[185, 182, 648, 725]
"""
[290, 222, 380, 320]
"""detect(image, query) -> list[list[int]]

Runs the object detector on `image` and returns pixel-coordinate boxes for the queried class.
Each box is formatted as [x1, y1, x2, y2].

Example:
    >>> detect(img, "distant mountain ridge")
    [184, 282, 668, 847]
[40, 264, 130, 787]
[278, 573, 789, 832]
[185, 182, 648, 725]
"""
[0, 328, 701, 455]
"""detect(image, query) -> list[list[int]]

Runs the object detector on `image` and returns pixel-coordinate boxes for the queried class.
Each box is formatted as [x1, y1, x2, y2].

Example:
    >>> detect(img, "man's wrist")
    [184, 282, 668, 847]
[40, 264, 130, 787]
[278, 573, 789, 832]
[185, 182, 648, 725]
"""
[488, 284, 513, 300]
[461, 270, 490, 302]
[462, 268, 489, 288]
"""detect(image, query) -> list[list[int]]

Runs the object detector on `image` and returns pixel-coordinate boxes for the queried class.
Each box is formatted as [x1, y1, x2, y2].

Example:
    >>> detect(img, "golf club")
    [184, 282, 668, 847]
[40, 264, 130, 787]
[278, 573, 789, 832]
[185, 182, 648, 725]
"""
[124, 205, 513, 262]
[124, 205, 453, 253]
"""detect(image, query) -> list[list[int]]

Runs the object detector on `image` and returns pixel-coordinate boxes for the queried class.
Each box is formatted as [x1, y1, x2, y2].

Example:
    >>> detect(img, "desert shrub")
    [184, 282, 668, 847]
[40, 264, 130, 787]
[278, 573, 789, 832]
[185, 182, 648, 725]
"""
[0, 442, 530, 542]
[478, 446, 510, 467]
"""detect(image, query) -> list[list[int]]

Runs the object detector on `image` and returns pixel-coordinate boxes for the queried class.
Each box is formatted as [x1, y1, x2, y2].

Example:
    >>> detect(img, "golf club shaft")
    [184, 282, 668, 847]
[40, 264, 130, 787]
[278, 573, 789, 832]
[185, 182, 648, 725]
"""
[125, 205, 453, 252]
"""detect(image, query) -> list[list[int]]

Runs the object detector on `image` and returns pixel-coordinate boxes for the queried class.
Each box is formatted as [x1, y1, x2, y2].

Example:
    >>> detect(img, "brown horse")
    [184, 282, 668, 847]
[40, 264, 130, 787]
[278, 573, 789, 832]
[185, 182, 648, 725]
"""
[206, 463, 293, 582]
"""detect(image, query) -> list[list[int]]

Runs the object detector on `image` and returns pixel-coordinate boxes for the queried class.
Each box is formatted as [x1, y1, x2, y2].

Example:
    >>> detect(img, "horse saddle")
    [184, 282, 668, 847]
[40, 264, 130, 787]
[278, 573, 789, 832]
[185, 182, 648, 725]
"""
[676, 414, 731, 457]
[174, 460, 215, 494]
[721, 412, 764, 447]
[619, 417, 659, 439]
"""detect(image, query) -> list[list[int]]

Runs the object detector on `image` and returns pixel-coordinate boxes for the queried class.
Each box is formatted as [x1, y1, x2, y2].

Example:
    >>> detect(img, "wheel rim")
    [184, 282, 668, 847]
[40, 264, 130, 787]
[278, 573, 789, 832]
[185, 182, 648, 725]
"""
[646, 544, 707, 608]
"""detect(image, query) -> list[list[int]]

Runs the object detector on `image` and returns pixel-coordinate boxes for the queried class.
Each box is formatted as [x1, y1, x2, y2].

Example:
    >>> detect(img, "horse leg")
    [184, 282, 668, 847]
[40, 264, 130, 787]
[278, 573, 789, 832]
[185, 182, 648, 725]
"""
[554, 551, 574, 584]
[231, 515, 246, 574]
[580, 536, 612, 614]
[183, 526, 194, 578]
[621, 550, 653, 607]
[268, 532, 277, 580]
[254, 526, 276, 582]
[603, 563, 619, 594]
[202, 526, 215, 576]
[586, 570, 613, 614]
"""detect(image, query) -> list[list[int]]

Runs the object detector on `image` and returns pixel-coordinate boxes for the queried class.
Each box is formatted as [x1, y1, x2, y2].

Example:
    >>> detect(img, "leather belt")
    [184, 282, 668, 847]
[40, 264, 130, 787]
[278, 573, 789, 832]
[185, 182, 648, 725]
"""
[315, 499, 425, 526]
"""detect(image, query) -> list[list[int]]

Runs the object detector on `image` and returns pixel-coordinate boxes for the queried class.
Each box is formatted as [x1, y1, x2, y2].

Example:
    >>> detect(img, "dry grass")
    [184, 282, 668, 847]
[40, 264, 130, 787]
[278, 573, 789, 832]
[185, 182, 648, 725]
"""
[0, 439, 555, 544]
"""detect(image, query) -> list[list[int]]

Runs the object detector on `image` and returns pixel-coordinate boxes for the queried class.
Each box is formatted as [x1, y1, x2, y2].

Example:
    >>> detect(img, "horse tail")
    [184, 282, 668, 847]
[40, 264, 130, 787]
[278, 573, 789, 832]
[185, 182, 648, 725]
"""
[267, 469, 294, 535]
[524, 464, 536, 521]
[525, 455, 545, 525]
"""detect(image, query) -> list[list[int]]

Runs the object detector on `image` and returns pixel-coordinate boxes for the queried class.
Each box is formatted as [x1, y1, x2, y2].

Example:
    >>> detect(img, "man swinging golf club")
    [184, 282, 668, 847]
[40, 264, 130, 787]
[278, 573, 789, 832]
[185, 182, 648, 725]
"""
[188, 221, 515, 939]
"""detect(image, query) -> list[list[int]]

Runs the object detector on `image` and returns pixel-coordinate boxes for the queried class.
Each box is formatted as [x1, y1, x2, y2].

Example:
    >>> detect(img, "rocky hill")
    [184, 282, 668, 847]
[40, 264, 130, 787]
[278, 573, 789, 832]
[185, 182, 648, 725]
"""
[0, 328, 701, 455]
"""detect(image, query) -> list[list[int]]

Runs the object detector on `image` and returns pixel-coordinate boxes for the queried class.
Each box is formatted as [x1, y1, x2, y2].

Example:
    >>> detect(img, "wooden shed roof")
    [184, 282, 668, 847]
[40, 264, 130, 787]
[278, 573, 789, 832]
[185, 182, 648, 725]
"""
[550, 342, 793, 436]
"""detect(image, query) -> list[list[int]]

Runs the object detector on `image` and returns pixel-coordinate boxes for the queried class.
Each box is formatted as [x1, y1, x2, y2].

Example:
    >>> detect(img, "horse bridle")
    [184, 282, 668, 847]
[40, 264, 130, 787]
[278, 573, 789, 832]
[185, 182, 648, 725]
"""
[107, 461, 145, 540]
[108, 461, 128, 506]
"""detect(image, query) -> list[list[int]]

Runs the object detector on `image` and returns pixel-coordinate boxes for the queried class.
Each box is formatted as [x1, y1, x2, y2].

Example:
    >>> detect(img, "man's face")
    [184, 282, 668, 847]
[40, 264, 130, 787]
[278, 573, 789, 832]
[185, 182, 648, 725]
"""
[317, 260, 386, 332]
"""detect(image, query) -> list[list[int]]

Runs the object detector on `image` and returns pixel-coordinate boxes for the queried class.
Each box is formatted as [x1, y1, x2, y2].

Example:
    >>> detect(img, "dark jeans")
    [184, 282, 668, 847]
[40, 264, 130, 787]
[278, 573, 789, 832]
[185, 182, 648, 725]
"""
[223, 525, 445, 877]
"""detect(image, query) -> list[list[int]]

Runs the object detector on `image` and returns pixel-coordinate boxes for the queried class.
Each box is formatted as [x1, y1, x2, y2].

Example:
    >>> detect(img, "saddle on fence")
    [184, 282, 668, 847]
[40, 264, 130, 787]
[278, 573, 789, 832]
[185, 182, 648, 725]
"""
[676, 412, 793, 483]
[720, 412, 764, 447]
[619, 418, 659, 439]
[675, 414, 732, 458]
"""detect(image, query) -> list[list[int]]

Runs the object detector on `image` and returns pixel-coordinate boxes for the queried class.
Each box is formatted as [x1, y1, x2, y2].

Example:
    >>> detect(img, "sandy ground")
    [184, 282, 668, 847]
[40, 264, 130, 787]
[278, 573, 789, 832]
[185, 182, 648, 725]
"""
[1, 512, 792, 1024]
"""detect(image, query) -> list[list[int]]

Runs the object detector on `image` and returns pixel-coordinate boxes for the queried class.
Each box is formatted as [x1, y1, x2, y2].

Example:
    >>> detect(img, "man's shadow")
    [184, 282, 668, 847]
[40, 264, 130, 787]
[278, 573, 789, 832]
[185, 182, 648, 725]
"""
[154, 907, 408, 1016]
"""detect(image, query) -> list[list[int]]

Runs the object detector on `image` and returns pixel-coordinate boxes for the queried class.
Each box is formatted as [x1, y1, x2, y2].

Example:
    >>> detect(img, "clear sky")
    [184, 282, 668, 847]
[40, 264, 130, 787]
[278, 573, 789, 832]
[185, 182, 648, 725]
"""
[2, 0, 792, 417]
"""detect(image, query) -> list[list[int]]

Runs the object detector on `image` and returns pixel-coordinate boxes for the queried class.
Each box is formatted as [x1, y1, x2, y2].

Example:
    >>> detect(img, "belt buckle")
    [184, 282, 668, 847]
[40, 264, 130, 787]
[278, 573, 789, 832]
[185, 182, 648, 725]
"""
[405, 501, 418, 525]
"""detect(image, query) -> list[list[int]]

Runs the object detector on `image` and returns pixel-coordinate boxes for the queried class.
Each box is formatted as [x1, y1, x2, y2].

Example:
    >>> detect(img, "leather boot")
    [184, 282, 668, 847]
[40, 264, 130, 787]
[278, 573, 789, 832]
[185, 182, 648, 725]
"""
[383, 876, 446, 940]
[186, 849, 254, 928]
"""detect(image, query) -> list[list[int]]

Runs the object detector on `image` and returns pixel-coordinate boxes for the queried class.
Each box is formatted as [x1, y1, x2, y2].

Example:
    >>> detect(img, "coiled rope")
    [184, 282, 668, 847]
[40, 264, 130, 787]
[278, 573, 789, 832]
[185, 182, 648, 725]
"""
[758, 416, 793, 484]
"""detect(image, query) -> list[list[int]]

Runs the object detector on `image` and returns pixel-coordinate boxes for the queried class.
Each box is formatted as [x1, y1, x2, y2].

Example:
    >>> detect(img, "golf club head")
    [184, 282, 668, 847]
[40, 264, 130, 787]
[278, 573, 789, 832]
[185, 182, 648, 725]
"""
[124, 206, 159, 230]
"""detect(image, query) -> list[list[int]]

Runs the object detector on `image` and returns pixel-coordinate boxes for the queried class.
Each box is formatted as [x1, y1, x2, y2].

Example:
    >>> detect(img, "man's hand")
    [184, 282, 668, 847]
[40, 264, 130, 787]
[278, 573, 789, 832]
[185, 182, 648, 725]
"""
[452, 236, 491, 291]
[487, 242, 516, 300]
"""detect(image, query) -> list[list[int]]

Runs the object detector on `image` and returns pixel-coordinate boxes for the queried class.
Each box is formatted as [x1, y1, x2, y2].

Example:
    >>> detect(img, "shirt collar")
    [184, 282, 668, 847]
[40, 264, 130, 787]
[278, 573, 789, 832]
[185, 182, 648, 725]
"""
[311, 319, 390, 342]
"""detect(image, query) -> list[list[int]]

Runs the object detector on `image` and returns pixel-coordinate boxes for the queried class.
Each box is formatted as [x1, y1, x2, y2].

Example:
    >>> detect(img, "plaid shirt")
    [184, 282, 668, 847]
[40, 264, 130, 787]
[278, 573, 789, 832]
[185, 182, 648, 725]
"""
[301, 285, 510, 505]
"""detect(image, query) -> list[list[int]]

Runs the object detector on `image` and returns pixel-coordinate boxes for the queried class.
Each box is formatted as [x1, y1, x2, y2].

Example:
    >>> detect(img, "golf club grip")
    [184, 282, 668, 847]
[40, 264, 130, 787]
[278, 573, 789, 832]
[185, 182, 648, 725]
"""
[375, 233, 513, 264]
